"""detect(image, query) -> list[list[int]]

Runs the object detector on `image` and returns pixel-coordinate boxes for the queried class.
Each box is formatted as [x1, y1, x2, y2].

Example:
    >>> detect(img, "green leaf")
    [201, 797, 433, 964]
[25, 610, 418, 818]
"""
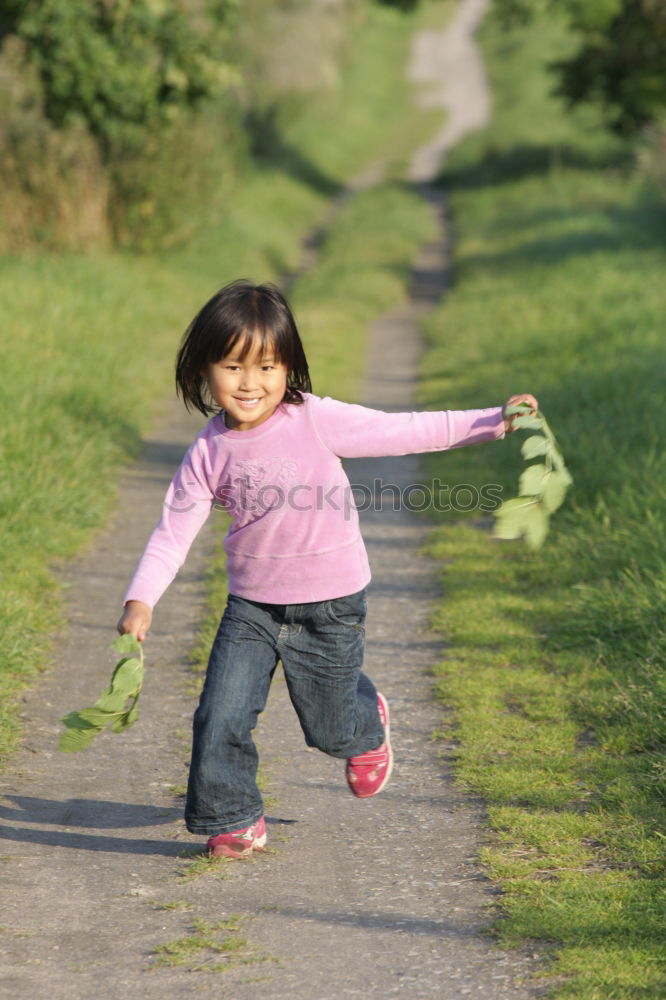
[497, 405, 572, 549]
[111, 656, 144, 692]
[512, 414, 543, 431]
[542, 470, 569, 514]
[76, 706, 118, 727]
[94, 656, 144, 711]
[59, 725, 102, 753]
[58, 641, 145, 752]
[519, 463, 548, 496]
[523, 503, 550, 550]
[554, 460, 573, 487]
[494, 515, 524, 540]
[504, 402, 535, 417]
[112, 700, 140, 733]
[521, 435, 550, 460]
[493, 496, 540, 539]
[94, 685, 131, 714]
[112, 633, 142, 655]
[497, 496, 539, 513]
[61, 710, 104, 731]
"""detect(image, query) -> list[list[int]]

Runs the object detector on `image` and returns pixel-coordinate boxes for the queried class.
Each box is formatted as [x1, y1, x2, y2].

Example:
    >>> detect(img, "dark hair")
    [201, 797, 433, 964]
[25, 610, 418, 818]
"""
[175, 279, 312, 416]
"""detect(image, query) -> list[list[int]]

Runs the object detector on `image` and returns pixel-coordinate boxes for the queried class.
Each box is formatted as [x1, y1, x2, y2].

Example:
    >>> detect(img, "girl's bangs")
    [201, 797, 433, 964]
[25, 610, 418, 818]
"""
[216, 326, 288, 366]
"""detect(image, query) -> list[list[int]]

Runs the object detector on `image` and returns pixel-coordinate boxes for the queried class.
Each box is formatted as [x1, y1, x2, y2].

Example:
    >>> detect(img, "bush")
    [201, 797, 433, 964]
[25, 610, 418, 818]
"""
[494, 0, 666, 133]
[0, 35, 109, 251]
[0, 0, 369, 251]
[3, 0, 236, 150]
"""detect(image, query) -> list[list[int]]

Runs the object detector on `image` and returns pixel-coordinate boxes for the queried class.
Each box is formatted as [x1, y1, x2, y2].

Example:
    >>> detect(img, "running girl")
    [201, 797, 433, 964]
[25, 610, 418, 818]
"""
[117, 279, 537, 858]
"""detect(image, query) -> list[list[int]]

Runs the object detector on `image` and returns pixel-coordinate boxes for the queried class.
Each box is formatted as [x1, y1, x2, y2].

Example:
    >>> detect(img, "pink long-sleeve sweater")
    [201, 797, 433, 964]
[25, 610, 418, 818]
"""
[124, 394, 505, 608]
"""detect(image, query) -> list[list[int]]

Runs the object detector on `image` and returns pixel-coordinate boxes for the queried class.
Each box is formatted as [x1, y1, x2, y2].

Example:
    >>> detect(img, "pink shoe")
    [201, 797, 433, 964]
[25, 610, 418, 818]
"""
[206, 816, 267, 859]
[345, 692, 393, 798]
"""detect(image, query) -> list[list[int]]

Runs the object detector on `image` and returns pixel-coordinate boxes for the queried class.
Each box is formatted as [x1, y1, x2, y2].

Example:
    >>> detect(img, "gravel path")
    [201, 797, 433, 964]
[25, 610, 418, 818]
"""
[0, 2, 541, 996]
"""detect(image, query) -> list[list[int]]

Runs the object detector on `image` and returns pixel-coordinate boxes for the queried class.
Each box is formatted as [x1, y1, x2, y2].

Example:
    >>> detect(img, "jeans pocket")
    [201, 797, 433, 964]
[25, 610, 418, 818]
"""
[325, 590, 367, 629]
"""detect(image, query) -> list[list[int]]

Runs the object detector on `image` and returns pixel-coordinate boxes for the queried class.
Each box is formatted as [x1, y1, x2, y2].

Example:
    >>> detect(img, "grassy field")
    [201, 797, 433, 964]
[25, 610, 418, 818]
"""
[419, 7, 665, 998]
[0, 0, 447, 763]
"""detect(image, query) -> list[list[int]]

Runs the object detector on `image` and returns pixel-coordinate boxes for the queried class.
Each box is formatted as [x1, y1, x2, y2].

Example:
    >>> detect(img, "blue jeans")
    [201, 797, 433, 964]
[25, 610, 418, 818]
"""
[185, 588, 384, 836]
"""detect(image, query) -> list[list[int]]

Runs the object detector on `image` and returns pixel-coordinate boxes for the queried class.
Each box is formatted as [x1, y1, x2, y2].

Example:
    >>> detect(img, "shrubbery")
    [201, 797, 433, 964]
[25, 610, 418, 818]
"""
[2, 0, 236, 148]
[495, 0, 666, 133]
[0, 0, 370, 251]
[0, 0, 238, 250]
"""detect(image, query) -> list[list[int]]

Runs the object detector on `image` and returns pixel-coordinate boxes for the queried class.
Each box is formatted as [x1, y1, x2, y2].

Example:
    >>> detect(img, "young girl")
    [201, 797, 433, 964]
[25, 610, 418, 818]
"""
[117, 279, 537, 859]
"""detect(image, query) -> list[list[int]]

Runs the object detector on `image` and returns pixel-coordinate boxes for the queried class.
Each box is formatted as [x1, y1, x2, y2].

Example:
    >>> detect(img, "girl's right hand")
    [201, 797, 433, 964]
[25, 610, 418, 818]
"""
[117, 600, 152, 643]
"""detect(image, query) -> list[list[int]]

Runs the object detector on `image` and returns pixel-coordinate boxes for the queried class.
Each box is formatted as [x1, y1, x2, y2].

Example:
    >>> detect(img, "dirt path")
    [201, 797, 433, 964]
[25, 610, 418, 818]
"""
[1, 2, 540, 996]
[408, 0, 491, 183]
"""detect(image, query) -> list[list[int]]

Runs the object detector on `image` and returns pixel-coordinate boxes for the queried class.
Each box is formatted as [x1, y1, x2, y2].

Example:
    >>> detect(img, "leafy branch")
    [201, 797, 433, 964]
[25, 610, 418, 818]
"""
[3, 0, 238, 159]
[59, 634, 144, 752]
[493, 403, 573, 550]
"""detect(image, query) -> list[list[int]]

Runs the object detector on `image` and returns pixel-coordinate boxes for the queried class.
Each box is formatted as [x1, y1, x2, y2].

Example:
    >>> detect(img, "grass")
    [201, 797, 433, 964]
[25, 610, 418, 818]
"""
[0, 0, 447, 765]
[419, 6, 666, 998]
[150, 913, 268, 971]
[175, 848, 234, 882]
[176, 841, 273, 883]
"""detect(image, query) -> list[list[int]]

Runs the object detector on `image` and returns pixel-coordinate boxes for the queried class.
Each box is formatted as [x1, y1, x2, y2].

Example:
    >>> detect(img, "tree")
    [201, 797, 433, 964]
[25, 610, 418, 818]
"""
[2, 0, 237, 152]
[494, 0, 666, 133]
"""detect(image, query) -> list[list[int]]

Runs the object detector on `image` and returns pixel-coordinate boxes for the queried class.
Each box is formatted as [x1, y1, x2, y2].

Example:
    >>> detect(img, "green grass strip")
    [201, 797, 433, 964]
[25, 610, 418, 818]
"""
[419, 7, 666, 999]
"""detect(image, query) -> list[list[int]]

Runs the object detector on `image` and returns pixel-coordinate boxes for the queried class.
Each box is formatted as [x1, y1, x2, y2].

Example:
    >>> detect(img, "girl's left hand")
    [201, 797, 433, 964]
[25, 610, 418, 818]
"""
[503, 393, 539, 433]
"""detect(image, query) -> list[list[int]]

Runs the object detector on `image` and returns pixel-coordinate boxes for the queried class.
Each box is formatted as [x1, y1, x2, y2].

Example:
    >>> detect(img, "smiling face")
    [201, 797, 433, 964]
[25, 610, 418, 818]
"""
[204, 333, 289, 431]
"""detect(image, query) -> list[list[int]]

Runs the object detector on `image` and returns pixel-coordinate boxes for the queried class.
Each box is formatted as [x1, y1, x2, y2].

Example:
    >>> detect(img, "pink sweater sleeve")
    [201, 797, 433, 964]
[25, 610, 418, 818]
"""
[123, 436, 215, 609]
[311, 396, 505, 457]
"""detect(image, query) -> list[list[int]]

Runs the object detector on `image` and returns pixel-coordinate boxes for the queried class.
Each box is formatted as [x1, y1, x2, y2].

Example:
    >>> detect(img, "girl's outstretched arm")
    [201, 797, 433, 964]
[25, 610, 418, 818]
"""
[116, 599, 152, 643]
[502, 393, 539, 433]
[311, 396, 506, 458]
